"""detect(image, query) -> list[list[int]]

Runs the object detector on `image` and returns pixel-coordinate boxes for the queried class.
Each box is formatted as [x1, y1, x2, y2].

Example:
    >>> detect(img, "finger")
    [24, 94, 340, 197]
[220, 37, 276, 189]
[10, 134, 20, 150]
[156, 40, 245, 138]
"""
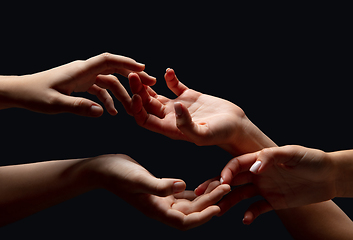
[194, 176, 220, 196]
[129, 73, 165, 118]
[243, 200, 273, 225]
[174, 191, 197, 201]
[118, 68, 156, 86]
[229, 172, 254, 186]
[174, 102, 210, 144]
[217, 184, 258, 216]
[190, 184, 231, 213]
[95, 74, 132, 115]
[181, 206, 220, 230]
[87, 84, 117, 116]
[85, 52, 145, 76]
[251, 146, 306, 174]
[220, 152, 260, 185]
[164, 68, 188, 96]
[166, 205, 220, 231]
[54, 94, 104, 117]
[135, 175, 186, 197]
[131, 94, 185, 140]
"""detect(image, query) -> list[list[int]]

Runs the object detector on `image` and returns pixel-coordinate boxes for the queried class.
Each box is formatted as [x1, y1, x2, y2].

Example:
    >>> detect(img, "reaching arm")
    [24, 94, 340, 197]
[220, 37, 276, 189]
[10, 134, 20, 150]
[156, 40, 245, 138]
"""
[0, 53, 156, 117]
[0, 154, 230, 230]
[129, 68, 275, 157]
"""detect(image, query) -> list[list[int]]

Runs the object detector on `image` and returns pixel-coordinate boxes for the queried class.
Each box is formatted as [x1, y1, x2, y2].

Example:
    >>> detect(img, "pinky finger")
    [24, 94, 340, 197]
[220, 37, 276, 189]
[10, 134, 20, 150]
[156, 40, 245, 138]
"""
[242, 200, 273, 225]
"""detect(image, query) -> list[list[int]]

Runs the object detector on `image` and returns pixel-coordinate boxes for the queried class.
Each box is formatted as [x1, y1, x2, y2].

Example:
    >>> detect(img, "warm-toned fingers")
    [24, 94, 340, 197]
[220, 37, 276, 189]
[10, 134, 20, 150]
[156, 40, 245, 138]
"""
[174, 102, 209, 145]
[191, 184, 231, 213]
[118, 68, 156, 86]
[243, 200, 273, 225]
[174, 191, 198, 201]
[166, 205, 220, 231]
[87, 84, 117, 115]
[220, 152, 259, 185]
[181, 206, 220, 230]
[194, 176, 220, 196]
[129, 73, 165, 118]
[85, 53, 145, 75]
[95, 74, 133, 115]
[217, 184, 258, 216]
[164, 68, 188, 96]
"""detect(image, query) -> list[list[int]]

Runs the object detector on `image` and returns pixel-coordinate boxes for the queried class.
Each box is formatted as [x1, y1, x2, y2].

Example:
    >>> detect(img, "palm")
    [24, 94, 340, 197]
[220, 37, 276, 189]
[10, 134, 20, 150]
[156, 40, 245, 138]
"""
[127, 190, 220, 230]
[129, 69, 244, 146]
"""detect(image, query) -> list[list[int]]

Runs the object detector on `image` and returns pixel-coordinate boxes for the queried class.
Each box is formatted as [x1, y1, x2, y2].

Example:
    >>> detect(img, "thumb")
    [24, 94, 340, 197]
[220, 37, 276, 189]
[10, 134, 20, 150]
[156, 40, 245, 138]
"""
[249, 146, 299, 174]
[56, 95, 104, 117]
[174, 102, 208, 144]
[137, 175, 186, 197]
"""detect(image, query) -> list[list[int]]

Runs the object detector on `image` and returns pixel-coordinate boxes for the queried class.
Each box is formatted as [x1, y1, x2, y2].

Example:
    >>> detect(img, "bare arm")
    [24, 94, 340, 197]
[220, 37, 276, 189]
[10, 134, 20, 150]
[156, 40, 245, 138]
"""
[0, 155, 230, 230]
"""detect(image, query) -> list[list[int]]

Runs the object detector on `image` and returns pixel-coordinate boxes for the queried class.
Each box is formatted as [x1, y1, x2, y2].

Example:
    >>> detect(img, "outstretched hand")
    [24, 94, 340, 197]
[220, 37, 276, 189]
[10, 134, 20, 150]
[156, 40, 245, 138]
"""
[128, 68, 245, 148]
[2, 53, 156, 117]
[92, 154, 230, 230]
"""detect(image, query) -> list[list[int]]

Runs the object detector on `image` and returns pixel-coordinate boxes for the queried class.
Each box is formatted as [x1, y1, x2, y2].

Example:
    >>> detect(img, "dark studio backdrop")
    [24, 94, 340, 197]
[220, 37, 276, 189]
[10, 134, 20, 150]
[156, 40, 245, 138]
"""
[0, 3, 351, 239]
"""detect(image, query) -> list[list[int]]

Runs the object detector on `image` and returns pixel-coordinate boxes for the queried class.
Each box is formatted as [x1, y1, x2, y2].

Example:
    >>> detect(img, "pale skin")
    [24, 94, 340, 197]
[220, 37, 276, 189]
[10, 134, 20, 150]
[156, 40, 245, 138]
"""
[129, 68, 353, 239]
[0, 52, 156, 117]
[0, 54, 231, 230]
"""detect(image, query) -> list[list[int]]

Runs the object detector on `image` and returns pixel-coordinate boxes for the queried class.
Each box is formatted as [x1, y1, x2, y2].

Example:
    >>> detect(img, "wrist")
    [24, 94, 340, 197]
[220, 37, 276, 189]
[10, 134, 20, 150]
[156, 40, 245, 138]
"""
[218, 115, 277, 156]
[328, 150, 353, 198]
[0, 76, 21, 110]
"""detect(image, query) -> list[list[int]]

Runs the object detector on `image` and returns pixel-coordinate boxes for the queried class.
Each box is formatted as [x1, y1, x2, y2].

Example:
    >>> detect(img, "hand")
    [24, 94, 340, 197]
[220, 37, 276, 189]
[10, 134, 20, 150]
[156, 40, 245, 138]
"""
[217, 145, 335, 224]
[128, 68, 246, 149]
[90, 154, 231, 230]
[3, 53, 156, 117]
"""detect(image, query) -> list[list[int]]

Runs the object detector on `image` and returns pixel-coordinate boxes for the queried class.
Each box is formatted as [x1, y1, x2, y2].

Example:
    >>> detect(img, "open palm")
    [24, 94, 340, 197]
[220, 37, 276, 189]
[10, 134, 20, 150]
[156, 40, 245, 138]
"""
[129, 68, 245, 146]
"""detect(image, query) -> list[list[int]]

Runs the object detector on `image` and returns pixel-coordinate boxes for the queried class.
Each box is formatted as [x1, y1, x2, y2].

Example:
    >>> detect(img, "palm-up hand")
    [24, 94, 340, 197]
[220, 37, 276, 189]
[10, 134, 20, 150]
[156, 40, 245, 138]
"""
[128, 68, 245, 147]
[94, 154, 230, 230]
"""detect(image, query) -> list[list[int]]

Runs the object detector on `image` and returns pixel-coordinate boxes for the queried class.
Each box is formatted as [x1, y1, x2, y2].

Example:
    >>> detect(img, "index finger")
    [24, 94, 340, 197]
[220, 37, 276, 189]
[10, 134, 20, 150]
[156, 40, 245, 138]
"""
[85, 52, 145, 74]
[84, 53, 156, 86]
[220, 151, 260, 185]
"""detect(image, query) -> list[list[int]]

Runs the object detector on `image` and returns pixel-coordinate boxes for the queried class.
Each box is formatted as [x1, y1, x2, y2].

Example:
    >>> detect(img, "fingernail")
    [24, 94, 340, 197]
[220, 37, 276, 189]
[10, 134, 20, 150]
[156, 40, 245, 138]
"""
[250, 161, 262, 173]
[174, 102, 183, 116]
[220, 177, 224, 184]
[90, 105, 103, 116]
[173, 182, 185, 193]
[166, 68, 170, 72]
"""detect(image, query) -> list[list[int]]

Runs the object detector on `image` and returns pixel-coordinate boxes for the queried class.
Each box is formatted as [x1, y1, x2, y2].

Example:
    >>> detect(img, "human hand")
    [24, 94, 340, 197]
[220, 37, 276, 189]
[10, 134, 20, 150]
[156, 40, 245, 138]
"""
[2, 53, 156, 117]
[217, 145, 335, 224]
[128, 68, 246, 151]
[90, 154, 231, 230]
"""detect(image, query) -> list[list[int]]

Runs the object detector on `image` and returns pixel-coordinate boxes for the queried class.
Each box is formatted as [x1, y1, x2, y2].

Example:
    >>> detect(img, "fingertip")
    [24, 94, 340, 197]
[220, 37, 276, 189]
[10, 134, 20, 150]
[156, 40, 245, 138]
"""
[242, 211, 254, 225]
[164, 68, 175, 81]
[249, 161, 262, 174]
[90, 104, 104, 117]
[174, 102, 183, 117]
[131, 94, 143, 114]
[173, 181, 186, 194]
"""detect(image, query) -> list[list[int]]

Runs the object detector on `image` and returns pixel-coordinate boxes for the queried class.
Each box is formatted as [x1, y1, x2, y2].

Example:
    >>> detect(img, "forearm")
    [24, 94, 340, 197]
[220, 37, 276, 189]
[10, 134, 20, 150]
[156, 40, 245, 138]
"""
[0, 76, 20, 110]
[276, 201, 353, 240]
[0, 158, 96, 226]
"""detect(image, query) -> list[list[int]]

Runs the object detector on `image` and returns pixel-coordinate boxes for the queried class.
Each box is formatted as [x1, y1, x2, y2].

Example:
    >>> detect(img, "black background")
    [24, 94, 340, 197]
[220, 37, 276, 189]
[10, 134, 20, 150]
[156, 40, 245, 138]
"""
[1, 2, 352, 239]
